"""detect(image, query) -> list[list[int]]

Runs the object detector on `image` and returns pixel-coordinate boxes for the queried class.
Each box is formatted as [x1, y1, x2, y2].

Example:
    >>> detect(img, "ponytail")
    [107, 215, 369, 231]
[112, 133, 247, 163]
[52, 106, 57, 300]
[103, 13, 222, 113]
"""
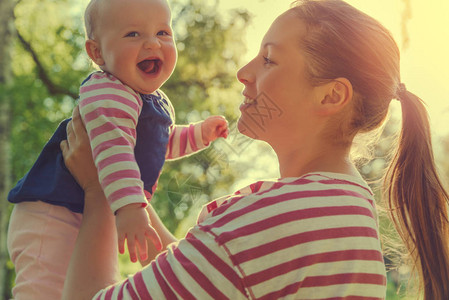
[384, 89, 449, 299]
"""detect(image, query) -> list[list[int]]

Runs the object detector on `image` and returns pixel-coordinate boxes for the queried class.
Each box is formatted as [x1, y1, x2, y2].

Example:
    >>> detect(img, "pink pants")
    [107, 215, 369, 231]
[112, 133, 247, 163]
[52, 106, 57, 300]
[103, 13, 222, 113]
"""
[7, 201, 82, 300]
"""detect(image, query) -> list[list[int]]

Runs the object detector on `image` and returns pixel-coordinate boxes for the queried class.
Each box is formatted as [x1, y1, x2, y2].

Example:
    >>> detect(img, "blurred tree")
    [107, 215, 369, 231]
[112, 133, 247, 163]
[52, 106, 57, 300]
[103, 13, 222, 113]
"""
[0, 0, 17, 297]
[153, 0, 251, 233]
[11, 0, 87, 182]
[400, 0, 411, 49]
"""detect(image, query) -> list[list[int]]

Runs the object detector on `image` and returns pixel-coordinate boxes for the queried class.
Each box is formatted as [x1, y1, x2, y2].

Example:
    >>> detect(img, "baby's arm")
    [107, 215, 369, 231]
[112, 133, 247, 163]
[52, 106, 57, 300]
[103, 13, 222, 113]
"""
[166, 116, 228, 160]
[78, 72, 161, 260]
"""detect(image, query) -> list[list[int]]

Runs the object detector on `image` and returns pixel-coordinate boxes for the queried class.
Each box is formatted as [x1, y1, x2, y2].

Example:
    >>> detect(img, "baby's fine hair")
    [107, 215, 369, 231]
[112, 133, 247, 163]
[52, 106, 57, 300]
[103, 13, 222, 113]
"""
[83, 0, 172, 40]
[84, 0, 102, 39]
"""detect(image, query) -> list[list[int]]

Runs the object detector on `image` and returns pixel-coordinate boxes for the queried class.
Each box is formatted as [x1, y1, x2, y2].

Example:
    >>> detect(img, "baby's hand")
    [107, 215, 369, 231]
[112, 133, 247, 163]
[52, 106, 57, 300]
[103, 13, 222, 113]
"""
[201, 115, 229, 145]
[115, 203, 162, 263]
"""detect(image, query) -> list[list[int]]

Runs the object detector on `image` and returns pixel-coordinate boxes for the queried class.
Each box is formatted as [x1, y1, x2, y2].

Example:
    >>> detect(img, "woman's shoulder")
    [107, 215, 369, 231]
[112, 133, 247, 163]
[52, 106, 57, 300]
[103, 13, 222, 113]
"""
[237, 172, 370, 194]
[197, 172, 373, 225]
[297, 172, 373, 196]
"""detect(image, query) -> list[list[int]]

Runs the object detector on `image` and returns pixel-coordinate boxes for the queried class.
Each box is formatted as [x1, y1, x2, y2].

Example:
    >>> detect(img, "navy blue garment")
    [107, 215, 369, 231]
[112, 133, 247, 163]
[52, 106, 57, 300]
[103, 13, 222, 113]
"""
[8, 91, 174, 213]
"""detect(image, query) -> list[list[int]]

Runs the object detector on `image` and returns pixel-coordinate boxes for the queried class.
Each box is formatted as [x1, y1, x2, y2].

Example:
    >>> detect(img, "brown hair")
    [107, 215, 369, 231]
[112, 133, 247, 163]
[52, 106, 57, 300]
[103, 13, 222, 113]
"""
[290, 0, 449, 298]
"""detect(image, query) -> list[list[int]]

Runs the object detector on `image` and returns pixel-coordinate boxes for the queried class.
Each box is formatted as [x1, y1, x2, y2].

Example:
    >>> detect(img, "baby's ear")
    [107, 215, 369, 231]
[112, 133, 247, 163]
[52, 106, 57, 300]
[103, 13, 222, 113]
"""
[85, 39, 105, 66]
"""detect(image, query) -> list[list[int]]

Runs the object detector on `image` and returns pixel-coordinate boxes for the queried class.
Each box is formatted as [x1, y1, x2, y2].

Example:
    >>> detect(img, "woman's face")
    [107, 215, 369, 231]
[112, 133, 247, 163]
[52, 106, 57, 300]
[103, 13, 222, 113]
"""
[237, 10, 322, 148]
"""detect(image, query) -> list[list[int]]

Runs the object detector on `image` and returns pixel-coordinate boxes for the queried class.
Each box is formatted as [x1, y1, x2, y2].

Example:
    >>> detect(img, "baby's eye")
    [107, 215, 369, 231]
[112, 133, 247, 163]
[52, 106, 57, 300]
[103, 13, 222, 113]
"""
[125, 32, 139, 38]
[157, 30, 171, 36]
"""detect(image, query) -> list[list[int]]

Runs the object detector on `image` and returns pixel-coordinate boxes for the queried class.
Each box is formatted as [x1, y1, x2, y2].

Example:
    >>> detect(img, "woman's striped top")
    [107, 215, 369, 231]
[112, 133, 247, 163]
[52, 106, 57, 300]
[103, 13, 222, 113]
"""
[94, 172, 387, 299]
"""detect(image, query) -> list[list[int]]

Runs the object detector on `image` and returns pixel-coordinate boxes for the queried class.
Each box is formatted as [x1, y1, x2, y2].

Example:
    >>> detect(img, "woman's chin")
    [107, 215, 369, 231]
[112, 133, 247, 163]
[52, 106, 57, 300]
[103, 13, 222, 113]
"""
[237, 117, 259, 140]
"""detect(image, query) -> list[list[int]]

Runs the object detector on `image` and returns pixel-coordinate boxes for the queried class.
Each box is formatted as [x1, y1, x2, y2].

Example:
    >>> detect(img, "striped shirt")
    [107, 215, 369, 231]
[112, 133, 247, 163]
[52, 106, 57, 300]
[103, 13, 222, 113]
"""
[79, 72, 206, 213]
[94, 172, 387, 299]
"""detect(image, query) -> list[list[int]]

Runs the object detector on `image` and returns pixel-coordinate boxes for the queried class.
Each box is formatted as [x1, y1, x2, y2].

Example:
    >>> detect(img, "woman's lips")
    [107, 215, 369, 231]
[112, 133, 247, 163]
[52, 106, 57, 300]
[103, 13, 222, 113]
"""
[243, 96, 256, 105]
[239, 96, 258, 112]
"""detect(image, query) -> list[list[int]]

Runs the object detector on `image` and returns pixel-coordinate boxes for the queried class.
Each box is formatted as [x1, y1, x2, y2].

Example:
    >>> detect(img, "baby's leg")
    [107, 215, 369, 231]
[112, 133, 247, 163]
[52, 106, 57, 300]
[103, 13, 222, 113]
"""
[7, 201, 82, 300]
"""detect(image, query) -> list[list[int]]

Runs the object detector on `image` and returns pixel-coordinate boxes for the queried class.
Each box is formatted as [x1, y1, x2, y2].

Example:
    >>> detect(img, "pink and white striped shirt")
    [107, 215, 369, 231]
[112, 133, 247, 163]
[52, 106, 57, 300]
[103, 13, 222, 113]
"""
[94, 172, 387, 299]
[79, 72, 207, 213]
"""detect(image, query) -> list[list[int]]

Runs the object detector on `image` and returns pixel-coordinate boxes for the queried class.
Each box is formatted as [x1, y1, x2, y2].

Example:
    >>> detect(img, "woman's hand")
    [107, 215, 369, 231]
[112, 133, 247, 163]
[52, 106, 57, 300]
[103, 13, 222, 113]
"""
[60, 105, 100, 193]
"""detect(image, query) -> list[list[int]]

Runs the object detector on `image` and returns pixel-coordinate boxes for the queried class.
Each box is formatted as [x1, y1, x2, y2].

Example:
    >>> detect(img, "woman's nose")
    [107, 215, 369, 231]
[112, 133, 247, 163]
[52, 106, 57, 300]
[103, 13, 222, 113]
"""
[237, 61, 254, 84]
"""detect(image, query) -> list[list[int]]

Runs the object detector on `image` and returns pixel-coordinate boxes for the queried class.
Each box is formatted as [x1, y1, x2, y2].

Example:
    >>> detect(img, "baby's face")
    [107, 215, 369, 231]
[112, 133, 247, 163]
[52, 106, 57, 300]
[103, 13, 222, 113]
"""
[95, 0, 177, 94]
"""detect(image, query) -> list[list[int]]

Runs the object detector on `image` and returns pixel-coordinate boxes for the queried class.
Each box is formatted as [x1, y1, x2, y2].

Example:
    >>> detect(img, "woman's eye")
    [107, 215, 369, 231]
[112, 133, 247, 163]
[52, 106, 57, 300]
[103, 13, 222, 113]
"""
[125, 32, 139, 37]
[263, 56, 273, 65]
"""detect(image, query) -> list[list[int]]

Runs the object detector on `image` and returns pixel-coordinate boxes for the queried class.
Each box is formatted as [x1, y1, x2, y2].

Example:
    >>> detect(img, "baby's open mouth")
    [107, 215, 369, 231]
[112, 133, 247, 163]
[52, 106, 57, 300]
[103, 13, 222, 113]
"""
[138, 59, 161, 74]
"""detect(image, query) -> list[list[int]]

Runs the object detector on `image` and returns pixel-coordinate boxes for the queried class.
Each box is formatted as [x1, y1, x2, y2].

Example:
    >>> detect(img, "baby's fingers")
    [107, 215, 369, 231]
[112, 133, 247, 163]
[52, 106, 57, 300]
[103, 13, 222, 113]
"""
[145, 227, 163, 251]
[218, 125, 229, 138]
[136, 234, 148, 262]
[118, 234, 126, 255]
[127, 236, 138, 263]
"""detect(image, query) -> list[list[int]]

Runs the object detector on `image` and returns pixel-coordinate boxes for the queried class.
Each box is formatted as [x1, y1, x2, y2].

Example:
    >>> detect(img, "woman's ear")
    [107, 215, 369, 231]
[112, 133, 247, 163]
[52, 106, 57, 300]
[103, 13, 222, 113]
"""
[85, 39, 105, 66]
[316, 78, 353, 116]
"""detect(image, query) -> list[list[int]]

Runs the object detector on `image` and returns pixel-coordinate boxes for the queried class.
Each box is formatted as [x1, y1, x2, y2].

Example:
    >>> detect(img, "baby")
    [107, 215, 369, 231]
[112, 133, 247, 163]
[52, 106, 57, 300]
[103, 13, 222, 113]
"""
[7, 0, 227, 298]
[81, 0, 228, 261]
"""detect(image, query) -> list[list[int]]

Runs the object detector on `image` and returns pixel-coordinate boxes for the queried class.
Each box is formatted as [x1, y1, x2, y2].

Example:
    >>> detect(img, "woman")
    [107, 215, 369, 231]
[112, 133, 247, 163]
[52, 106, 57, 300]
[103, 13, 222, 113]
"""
[62, 0, 449, 299]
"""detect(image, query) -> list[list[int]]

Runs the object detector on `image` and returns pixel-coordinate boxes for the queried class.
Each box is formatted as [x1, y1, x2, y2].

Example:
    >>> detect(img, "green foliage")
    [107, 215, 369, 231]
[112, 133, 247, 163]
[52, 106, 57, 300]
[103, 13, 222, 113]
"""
[10, 0, 88, 183]
[9, 75, 75, 182]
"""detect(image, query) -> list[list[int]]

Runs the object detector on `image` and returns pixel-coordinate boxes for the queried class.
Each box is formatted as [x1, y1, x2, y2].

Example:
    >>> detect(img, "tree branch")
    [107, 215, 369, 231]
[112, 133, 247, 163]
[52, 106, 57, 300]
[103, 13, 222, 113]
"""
[16, 30, 78, 99]
[401, 0, 411, 50]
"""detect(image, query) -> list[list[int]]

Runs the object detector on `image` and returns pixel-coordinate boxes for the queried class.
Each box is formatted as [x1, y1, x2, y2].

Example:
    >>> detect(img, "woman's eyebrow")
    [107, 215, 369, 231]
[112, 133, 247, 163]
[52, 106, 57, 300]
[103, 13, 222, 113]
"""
[263, 42, 285, 53]
[263, 42, 278, 49]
